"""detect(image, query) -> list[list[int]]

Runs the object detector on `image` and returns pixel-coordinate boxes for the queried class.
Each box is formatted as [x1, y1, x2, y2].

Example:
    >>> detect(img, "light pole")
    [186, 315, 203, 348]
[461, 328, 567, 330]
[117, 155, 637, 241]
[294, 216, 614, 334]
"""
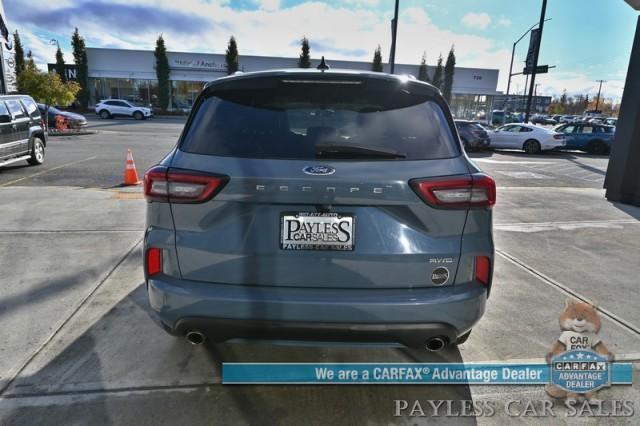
[595, 79, 606, 111]
[389, 0, 400, 74]
[524, 0, 548, 124]
[506, 18, 551, 97]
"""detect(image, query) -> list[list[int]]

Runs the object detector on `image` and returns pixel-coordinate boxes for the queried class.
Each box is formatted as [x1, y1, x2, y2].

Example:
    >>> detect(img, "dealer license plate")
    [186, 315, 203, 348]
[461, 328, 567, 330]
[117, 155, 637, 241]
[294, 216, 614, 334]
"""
[280, 212, 355, 251]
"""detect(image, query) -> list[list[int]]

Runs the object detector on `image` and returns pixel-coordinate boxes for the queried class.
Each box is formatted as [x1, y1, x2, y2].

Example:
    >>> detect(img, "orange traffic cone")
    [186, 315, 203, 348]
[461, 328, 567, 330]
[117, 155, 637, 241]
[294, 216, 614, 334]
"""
[123, 149, 141, 185]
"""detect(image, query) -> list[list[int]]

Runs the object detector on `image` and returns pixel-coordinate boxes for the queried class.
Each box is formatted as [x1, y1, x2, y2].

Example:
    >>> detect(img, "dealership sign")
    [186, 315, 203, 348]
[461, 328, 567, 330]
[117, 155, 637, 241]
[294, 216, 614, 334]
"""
[0, 1, 17, 94]
[47, 64, 78, 81]
[171, 58, 227, 72]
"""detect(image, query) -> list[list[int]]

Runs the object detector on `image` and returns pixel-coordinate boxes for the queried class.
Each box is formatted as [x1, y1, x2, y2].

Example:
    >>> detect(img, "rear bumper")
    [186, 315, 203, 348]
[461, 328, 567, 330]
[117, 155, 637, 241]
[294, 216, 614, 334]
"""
[147, 276, 487, 346]
[541, 141, 564, 150]
[471, 137, 490, 148]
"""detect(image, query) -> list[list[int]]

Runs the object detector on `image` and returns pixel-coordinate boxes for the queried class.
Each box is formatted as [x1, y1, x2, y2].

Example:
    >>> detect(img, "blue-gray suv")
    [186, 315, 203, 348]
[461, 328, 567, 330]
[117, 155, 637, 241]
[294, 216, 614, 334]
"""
[144, 69, 496, 350]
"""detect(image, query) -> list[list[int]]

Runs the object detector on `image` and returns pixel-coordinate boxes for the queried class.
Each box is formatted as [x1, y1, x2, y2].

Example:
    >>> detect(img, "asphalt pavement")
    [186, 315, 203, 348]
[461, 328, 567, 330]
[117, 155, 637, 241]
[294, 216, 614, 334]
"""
[0, 117, 638, 424]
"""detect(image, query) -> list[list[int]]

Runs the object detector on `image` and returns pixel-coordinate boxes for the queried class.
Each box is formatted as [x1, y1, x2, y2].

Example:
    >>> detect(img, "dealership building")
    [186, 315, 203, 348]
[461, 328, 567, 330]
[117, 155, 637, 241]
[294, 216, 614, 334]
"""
[84, 47, 502, 118]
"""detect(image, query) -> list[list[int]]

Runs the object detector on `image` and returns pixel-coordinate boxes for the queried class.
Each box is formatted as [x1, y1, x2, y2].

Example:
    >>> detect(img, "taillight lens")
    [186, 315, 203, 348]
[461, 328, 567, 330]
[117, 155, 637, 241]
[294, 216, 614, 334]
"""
[553, 134, 564, 140]
[475, 256, 491, 286]
[144, 165, 229, 203]
[146, 247, 162, 277]
[410, 173, 496, 209]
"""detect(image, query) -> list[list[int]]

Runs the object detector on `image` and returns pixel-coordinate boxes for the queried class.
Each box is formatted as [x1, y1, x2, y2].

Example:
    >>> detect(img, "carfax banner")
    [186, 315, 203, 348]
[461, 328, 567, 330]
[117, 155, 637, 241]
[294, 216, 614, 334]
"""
[222, 362, 633, 385]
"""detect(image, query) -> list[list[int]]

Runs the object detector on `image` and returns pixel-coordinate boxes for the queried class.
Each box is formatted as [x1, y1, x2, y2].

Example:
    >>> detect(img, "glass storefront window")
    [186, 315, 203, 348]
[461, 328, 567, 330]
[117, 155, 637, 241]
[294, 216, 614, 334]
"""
[90, 78, 209, 111]
[89, 78, 157, 108]
[449, 94, 492, 121]
[172, 81, 207, 112]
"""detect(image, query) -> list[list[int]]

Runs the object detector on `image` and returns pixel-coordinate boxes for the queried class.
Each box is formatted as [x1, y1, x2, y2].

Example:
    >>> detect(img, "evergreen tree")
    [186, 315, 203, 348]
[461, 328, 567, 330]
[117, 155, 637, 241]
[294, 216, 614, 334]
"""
[154, 35, 170, 111]
[418, 52, 429, 82]
[55, 47, 66, 83]
[71, 28, 89, 108]
[442, 46, 456, 103]
[560, 90, 568, 108]
[298, 37, 311, 68]
[13, 31, 25, 77]
[225, 36, 239, 75]
[371, 45, 383, 72]
[431, 54, 444, 90]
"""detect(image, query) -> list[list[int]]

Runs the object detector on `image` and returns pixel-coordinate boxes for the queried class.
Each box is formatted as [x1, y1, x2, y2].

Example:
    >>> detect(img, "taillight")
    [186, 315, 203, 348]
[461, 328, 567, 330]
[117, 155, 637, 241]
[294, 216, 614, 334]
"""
[146, 247, 162, 277]
[474, 256, 491, 286]
[410, 173, 496, 209]
[144, 165, 229, 203]
[553, 134, 564, 140]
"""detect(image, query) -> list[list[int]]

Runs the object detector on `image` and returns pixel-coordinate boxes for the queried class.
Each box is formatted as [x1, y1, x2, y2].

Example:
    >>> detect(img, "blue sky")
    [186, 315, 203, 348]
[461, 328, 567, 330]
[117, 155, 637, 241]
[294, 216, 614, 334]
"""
[5, 0, 638, 99]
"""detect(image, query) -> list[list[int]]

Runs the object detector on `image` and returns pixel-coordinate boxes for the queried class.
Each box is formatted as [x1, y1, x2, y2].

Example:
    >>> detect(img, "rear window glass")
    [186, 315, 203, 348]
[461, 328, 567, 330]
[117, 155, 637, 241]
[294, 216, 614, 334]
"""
[180, 81, 458, 160]
[21, 98, 40, 118]
[6, 100, 26, 119]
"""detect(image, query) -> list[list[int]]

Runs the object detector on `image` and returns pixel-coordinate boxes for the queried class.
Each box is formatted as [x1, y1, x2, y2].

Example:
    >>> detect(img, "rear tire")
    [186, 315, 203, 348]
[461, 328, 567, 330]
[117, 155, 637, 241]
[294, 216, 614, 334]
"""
[27, 138, 45, 166]
[99, 110, 111, 119]
[523, 139, 541, 154]
[133, 111, 144, 120]
[587, 140, 608, 155]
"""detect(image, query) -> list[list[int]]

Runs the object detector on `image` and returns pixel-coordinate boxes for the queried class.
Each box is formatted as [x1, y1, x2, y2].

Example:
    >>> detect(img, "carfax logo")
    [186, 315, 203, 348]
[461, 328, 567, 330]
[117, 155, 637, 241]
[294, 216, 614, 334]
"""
[550, 350, 610, 394]
[545, 299, 614, 402]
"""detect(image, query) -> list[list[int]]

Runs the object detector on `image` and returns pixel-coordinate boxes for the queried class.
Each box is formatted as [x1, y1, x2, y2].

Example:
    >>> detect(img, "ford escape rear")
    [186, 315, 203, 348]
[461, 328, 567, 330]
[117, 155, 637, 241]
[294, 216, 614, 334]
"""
[144, 69, 495, 350]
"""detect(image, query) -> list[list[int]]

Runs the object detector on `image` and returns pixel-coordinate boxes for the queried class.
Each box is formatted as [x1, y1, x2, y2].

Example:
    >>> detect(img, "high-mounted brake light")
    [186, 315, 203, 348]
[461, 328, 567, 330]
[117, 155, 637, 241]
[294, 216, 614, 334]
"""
[410, 173, 496, 209]
[474, 256, 491, 286]
[144, 165, 229, 203]
[146, 247, 162, 277]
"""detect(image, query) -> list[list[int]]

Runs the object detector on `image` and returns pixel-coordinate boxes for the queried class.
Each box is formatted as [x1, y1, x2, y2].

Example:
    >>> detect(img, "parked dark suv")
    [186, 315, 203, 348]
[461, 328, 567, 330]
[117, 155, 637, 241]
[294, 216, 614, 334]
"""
[144, 69, 495, 350]
[0, 95, 47, 168]
[454, 120, 490, 151]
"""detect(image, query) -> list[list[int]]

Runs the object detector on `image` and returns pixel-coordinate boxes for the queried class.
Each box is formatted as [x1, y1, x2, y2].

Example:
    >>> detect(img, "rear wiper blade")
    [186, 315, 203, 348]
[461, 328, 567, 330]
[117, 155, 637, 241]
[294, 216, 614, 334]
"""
[315, 143, 406, 159]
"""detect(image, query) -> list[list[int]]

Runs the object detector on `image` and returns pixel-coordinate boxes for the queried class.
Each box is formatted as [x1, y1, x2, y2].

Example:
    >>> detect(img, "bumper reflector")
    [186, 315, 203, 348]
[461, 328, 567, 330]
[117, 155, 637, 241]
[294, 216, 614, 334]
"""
[475, 256, 491, 286]
[146, 247, 162, 277]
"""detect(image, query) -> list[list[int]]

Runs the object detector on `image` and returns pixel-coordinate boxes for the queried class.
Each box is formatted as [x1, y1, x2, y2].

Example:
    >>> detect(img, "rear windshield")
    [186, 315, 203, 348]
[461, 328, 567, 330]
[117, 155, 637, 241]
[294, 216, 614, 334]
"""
[470, 123, 487, 132]
[180, 80, 458, 160]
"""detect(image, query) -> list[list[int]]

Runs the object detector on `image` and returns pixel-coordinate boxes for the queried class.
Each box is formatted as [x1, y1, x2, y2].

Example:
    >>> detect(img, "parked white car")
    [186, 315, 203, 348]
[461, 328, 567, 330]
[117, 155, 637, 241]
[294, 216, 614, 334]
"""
[95, 99, 153, 120]
[490, 123, 565, 154]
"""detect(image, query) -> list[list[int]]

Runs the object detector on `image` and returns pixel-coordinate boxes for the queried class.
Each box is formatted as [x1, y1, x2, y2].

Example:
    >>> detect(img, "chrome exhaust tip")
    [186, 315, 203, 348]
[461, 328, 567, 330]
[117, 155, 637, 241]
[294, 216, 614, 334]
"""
[425, 336, 447, 352]
[185, 330, 206, 345]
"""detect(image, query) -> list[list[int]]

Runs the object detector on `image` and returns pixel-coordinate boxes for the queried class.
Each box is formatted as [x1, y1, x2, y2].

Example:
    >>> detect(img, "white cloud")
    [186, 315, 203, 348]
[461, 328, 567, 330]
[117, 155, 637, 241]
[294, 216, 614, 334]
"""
[533, 71, 625, 101]
[497, 16, 511, 27]
[6, 0, 626, 99]
[461, 12, 491, 30]
[338, 0, 380, 6]
[256, 0, 280, 12]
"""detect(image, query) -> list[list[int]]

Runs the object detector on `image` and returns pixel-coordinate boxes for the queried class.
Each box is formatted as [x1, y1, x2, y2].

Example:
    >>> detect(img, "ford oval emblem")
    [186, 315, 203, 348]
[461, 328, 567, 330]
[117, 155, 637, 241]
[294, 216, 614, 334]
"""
[303, 165, 335, 176]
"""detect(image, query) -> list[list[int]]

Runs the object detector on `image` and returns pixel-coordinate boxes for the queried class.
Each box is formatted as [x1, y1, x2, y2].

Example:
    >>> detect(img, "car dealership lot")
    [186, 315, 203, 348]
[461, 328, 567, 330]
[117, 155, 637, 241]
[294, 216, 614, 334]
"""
[0, 117, 638, 424]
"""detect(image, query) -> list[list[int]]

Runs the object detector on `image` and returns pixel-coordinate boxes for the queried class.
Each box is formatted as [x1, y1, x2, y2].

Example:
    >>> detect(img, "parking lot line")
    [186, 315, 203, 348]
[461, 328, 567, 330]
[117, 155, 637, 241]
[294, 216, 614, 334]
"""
[472, 159, 553, 165]
[496, 249, 640, 336]
[0, 230, 142, 234]
[0, 156, 98, 187]
[495, 218, 639, 232]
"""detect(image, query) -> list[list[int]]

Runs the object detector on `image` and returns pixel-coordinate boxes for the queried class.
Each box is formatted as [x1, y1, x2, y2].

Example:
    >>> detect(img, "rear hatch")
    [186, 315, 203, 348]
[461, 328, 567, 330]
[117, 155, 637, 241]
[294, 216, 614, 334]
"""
[162, 73, 477, 289]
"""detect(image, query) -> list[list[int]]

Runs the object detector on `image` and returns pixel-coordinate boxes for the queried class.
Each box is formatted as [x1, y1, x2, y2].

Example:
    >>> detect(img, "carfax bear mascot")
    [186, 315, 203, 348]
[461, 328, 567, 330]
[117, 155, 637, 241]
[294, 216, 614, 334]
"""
[544, 299, 613, 403]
